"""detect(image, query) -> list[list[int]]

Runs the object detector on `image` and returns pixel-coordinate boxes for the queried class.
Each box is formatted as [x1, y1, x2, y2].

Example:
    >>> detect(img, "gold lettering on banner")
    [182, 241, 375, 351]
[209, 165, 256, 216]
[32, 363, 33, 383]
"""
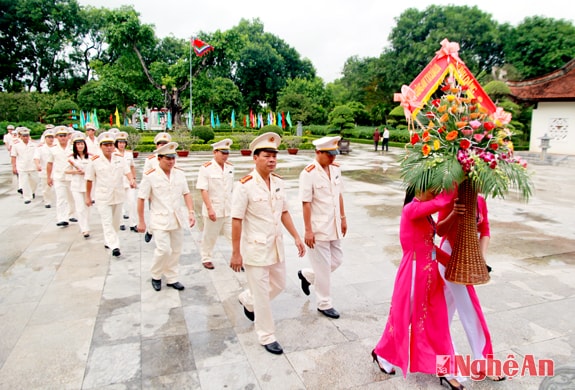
[413, 63, 443, 97]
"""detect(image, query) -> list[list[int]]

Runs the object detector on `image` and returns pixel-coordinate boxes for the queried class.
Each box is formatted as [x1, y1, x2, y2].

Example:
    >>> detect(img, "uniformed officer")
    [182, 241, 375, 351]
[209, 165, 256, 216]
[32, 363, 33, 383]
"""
[297, 136, 347, 319]
[230, 132, 306, 355]
[34, 128, 56, 208]
[196, 138, 234, 269]
[137, 142, 196, 291]
[115, 131, 137, 231]
[85, 131, 136, 257]
[10, 127, 38, 204]
[142, 132, 172, 242]
[66, 132, 91, 238]
[84, 122, 100, 156]
[47, 126, 76, 226]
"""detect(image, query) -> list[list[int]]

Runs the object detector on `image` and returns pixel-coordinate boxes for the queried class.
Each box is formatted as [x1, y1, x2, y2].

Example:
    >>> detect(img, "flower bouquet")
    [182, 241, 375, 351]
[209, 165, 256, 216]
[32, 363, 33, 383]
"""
[397, 40, 533, 285]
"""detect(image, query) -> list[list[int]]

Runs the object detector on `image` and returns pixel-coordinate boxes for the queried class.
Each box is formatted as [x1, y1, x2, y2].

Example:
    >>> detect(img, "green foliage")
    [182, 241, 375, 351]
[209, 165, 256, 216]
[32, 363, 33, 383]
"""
[234, 133, 255, 149]
[191, 125, 215, 144]
[328, 105, 355, 132]
[258, 124, 283, 136]
[46, 99, 80, 125]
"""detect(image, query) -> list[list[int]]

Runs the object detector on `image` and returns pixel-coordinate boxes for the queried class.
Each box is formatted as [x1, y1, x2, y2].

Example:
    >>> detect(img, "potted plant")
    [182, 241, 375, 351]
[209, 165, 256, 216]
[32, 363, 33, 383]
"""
[172, 126, 193, 157]
[284, 136, 302, 154]
[236, 133, 254, 156]
[126, 132, 141, 158]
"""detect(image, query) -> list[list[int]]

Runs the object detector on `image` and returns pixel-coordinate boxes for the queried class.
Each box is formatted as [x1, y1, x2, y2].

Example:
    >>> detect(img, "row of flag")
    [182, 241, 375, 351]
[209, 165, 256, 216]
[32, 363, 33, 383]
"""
[208, 109, 293, 129]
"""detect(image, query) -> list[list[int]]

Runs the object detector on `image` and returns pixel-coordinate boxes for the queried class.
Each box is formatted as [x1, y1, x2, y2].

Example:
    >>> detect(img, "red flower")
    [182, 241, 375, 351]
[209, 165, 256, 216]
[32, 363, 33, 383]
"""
[425, 111, 435, 119]
[460, 139, 471, 149]
[490, 142, 498, 150]
[422, 144, 431, 156]
[410, 133, 420, 145]
[432, 99, 441, 107]
[422, 131, 431, 142]
[483, 122, 495, 131]
[441, 84, 450, 92]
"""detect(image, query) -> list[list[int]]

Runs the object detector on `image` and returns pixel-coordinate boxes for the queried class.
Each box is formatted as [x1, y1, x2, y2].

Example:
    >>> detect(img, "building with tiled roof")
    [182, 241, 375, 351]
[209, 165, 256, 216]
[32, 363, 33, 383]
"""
[508, 59, 575, 155]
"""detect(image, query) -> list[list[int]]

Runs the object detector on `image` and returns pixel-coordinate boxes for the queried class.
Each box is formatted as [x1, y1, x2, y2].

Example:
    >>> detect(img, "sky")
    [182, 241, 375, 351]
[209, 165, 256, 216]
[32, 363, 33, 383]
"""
[77, 0, 574, 83]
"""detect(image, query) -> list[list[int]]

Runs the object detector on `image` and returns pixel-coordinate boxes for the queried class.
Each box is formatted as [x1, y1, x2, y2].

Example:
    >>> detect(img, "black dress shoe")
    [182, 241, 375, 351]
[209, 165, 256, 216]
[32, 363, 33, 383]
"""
[17, 189, 22, 194]
[239, 301, 254, 321]
[486, 264, 492, 273]
[167, 281, 185, 290]
[144, 231, 152, 243]
[24, 200, 31, 204]
[104, 245, 110, 249]
[112, 248, 121, 257]
[263, 341, 283, 355]
[130, 226, 138, 232]
[56, 221, 69, 227]
[44, 204, 51, 208]
[69, 218, 78, 222]
[298, 270, 310, 296]
[120, 225, 126, 231]
[318, 307, 340, 319]
[123, 215, 129, 219]
[151, 278, 161, 291]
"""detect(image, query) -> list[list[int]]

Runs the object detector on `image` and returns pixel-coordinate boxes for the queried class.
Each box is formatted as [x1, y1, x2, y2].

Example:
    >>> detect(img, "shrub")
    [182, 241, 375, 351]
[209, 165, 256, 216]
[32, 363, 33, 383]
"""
[191, 125, 215, 144]
[258, 124, 283, 136]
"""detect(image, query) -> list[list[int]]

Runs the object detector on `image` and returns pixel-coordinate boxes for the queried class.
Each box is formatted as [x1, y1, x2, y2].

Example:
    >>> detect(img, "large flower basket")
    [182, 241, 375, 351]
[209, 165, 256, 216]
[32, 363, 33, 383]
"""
[397, 39, 533, 285]
[444, 179, 490, 285]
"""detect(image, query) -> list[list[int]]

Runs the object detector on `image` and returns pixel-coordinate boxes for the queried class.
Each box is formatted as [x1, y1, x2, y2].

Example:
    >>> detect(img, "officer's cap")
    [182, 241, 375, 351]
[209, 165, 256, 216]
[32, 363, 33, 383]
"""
[156, 141, 178, 157]
[71, 132, 86, 143]
[154, 132, 172, 145]
[313, 136, 341, 155]
[250, 132, 281, 152]
[211, 138, 233, 154]
[97, 131, 116, 145]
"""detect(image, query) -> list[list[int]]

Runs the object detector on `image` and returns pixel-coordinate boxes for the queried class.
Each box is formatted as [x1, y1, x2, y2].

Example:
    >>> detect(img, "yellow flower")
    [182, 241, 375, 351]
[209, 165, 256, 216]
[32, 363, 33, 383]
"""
[433, 139, 440, 150]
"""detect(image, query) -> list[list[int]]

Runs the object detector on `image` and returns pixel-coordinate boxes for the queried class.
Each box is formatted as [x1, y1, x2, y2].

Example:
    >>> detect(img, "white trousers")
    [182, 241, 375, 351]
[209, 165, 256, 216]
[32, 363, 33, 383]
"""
[439, 241, 488, 360]
[18, 170, 38, 202]
[150, 228, 183, 283]
[96, 202, 122, 250]
[200, 216, 231, 263]
[71, 191, 90, 233]
[122, 187, 137, 227]
[54, 180, 74, 222]
[301, 239, 343, 310]
[239, 261, 286, 345]
[37, 173, 54, 206]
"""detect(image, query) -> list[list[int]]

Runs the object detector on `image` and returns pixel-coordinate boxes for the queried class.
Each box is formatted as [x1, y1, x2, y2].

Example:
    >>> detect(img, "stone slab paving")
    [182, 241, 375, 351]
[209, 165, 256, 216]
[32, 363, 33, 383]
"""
[0, 144, 573, 389]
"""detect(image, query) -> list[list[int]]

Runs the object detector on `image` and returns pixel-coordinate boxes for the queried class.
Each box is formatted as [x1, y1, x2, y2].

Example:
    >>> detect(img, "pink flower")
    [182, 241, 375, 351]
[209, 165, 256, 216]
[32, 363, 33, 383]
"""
[469, 120, 482, 130]
[461, 129, 473, 136]
[493, 107, 512, 126]
[473, 133, 485, 142]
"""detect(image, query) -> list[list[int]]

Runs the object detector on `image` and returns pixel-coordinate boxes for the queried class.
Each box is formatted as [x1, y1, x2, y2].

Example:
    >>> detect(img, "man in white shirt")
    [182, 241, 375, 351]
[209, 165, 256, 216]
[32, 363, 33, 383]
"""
[47, 126, 76, 226]
[196, 138, 234, 269]
[34, 128, 56, 208]
[11, 127, 38, 204]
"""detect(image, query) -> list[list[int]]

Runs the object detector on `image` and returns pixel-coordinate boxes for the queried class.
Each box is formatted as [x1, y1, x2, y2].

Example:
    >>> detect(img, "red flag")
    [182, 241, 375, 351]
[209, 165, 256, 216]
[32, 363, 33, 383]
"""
[192, 38, 214, 57]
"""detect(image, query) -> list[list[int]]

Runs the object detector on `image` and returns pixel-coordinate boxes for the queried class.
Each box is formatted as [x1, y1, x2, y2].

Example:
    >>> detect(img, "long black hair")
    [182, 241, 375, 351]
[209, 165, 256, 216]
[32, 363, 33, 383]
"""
[73, 140, 89, 160]
[403, 186, 416, 206]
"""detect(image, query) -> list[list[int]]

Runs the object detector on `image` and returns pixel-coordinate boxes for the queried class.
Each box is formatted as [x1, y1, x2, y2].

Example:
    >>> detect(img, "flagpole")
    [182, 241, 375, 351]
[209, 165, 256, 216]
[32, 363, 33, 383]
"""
[189, 36, 193, 130]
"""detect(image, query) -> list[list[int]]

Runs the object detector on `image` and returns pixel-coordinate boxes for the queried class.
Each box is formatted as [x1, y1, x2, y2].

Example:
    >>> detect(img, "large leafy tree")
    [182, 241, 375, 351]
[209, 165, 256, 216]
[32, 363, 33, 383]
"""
[501, 16, 575, 80]
[278, 77, 332, 125]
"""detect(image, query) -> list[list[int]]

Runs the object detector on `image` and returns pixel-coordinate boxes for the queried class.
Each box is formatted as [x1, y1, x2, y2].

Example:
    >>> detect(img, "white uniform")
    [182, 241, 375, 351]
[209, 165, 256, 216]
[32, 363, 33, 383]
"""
[118, 150, 137, 228]
[85, 153, 130, 250]
[34, 143, 55, 206]
[11, 139, 38, 202]
[138, 166, 190, 283]
[298, 160, 345, 310]
[48, 143, 76, 223]
[232, 170, 289, 345]
[196, 159, 234, 265]
[68, 156, 91, 234]
[85, 136, 100, 157]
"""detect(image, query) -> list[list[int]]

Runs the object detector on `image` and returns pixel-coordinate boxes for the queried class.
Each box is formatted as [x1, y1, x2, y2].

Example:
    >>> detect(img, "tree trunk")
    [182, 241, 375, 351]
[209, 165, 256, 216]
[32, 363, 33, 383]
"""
[444, 179, 490, 285]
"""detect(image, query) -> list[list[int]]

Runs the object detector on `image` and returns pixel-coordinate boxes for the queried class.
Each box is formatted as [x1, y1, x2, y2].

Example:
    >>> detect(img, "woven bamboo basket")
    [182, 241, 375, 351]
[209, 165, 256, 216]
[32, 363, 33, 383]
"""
[444, 179, 490, 285]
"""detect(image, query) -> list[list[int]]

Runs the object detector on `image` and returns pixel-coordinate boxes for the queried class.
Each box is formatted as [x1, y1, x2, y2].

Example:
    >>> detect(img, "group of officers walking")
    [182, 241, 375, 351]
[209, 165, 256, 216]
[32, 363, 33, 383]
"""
[4, 124, 348, 356]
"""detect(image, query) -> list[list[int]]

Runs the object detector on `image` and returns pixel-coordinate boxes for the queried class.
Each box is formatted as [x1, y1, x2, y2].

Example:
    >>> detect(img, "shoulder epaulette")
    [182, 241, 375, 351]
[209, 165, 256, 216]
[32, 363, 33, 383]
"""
[113, 152, 121, 157]
[240, 175, 253, 184]
[90, 155, 100, 161]
[331, 162, 341, 167]
[147, 155, 155, 160]
[271, 172, 283, 179]
[144, 168, 156, 175]
[203, 161, 212, 167]
[225, 161, 233, 166]
[305, 164, 316, 172]
[174, 166, 184, 171]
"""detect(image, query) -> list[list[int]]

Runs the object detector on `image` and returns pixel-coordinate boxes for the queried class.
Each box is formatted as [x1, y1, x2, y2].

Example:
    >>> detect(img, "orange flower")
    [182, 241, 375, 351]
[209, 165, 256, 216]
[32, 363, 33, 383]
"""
[456, 121, 467, 129]
[446, 130, 458, 141]
[437, 105, 448, 113]
[422, 144, 431, 156]
[440, 113, 449, 122]
[422, 131, 431, 142]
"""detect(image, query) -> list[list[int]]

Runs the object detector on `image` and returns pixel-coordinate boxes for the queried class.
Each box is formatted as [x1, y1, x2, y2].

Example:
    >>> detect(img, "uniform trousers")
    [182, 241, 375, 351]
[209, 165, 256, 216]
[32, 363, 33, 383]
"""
[54, 180, 75, 222]
[38, 173, 54, 206]
[18, 170, 38, 202]
[439, 241, 487, 360]
[200, 216, 231, 264]
[96, 202, 122, 250]
[150, 228, 183, 283]
[122, 187, 137, 227]
[301, 239, 343, 310]
[71, 191, 90, 233]
[239, 261, 286, 345]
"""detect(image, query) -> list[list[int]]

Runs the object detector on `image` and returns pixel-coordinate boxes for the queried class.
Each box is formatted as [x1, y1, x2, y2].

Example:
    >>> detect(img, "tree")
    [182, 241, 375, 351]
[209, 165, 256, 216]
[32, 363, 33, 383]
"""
[328, 105, 354, 133]
[278, 77, 332, 125]
[501, 16, 575, 80]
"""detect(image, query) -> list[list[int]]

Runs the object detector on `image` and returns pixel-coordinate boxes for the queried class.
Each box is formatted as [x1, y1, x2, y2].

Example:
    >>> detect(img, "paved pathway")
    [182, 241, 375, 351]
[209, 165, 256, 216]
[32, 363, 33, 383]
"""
[0, 145, 573, 389]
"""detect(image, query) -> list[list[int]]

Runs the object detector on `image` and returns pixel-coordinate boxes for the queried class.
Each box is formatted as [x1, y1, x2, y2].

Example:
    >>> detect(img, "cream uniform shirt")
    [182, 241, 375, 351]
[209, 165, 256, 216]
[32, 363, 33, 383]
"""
[231, 169, 288, 266]
[47, 143, 73, 181]
[138, 167, 190, 231]
[196, 159, 234, 218]
[84, 152, 130, 205]
[11, 139, 37, 171]
[298, 160, 344, 241]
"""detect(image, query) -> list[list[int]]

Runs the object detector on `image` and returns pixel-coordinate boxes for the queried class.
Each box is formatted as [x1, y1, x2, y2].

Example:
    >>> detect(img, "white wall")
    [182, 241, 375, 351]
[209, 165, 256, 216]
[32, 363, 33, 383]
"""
[529, 102, 575, 155]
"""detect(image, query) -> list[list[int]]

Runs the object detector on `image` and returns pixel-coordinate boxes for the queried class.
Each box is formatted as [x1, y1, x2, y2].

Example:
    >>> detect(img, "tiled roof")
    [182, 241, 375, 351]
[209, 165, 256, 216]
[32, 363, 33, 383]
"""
[507, 58, 575, 102]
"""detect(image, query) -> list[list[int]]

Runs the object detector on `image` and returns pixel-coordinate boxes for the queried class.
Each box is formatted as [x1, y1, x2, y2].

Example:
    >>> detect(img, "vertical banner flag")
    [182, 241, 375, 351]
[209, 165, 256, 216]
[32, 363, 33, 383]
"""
[231, 110, 235, 128]
[114, 107, 121, 127]
[210, 110, 215, 128]
[216, 114, 220, 128]
[192, 38, 214, 57]
[93, 109, 99, 129]
[286, 112, 292, 128]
